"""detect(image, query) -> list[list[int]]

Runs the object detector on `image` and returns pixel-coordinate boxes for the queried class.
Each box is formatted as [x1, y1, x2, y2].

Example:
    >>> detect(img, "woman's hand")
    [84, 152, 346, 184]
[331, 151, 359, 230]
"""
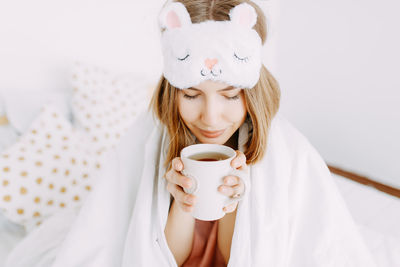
[164, 157, 197, 213]
[218, 150, 247, 213]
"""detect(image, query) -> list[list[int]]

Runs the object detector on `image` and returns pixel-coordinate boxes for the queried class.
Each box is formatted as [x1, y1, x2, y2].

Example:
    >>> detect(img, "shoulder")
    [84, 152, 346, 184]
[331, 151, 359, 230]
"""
[265, 112, 323, 161]
[270, 113, 314, 151]
[252, 112, 329, 184]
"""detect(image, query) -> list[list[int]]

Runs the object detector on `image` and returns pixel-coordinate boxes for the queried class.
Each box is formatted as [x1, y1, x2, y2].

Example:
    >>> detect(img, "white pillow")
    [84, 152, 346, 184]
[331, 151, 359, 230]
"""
[0, 62, 153, 231]
[3, 91, 71, 135]
[0, 105, 101, 232]
[70, 61, 150, 153]
[0, 91, 70, 155]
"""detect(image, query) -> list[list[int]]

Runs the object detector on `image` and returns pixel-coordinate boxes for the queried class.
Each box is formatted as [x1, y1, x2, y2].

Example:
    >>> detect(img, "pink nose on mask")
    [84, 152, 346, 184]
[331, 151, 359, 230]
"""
[205, 58, 218, 70]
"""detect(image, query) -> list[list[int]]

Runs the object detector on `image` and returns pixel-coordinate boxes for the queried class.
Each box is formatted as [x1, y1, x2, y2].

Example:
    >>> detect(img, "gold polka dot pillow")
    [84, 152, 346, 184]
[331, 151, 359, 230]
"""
[70, 61, 149, 153]
[0, 105, 101, 231]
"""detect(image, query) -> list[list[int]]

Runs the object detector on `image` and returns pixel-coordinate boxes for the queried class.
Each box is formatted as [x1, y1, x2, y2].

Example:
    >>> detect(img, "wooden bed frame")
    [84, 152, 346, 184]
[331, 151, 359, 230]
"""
[328, 165, 400, 199]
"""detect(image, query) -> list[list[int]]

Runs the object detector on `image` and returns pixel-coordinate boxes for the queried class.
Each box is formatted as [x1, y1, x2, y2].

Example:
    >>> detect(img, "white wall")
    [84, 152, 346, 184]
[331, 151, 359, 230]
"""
[0, 0, 398, 187]
[0, 0, 165, 95]
[276, 0, 400, 187]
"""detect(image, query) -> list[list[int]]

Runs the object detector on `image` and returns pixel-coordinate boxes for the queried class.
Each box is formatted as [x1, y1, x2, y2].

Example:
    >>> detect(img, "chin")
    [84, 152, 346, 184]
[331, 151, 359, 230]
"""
[196, 135, 230, 145]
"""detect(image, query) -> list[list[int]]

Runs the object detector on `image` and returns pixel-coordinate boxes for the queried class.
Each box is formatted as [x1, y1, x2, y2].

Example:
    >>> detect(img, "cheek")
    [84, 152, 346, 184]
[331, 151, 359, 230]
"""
[224, 99, 247, 123]
[178, 98, 199, 124]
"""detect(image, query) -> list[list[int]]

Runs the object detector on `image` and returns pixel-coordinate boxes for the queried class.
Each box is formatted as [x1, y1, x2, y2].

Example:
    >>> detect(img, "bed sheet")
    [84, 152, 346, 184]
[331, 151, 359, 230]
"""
[0, 212, 25, 267]
[1, 178, 399, 267]
[0, 208, 78, 267]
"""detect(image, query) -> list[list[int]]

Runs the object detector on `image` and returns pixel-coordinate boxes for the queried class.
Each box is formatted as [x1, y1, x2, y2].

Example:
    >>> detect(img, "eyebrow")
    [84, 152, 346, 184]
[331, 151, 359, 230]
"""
[187, 86, 238, 92]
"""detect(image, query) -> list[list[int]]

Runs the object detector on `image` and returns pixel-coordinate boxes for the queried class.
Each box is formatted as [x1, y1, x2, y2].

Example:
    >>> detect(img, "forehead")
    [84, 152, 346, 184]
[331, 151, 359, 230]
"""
[190, 80, 237, 91]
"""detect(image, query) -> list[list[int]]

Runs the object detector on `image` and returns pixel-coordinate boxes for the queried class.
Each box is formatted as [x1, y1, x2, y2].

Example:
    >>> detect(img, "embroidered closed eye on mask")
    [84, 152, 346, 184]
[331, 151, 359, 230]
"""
[158, 2, 262, 89]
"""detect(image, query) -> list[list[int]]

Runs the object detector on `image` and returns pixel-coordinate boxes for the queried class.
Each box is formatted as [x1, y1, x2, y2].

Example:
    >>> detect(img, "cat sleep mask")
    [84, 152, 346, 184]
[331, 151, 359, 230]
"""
[158, 2, 262, 89]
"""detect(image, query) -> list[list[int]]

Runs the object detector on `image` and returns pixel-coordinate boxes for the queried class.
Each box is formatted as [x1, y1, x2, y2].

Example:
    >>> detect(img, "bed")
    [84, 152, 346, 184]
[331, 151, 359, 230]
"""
[1, 173, 399, 266]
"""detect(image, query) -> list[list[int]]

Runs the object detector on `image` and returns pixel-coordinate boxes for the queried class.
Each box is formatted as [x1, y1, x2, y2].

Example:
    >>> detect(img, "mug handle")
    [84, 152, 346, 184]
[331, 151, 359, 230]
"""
[223, 168, 250, 208]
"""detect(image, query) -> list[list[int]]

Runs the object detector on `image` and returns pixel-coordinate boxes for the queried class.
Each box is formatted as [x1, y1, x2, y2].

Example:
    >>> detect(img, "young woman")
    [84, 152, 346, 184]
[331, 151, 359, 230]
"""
[5, 1, 376, 267]
[161, 77, 270, 266]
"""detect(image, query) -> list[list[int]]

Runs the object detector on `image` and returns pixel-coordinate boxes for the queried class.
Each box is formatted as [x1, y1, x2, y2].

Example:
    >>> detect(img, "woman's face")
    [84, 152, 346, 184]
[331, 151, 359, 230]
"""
[178, 80, 247, 145]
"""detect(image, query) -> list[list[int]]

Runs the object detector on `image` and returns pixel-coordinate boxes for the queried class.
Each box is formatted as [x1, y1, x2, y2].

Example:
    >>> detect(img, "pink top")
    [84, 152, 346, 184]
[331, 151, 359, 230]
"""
[182, 219, 227, 267]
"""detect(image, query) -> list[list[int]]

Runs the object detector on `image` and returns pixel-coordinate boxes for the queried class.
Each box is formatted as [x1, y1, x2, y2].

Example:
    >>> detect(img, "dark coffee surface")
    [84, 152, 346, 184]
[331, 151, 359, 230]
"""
[189, 152, 229, 161]
[197, 158, 219, 162]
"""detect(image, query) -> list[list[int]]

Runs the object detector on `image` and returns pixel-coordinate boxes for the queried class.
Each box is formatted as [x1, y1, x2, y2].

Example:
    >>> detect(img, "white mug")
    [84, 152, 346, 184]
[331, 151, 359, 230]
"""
[180, 144, 250, 221]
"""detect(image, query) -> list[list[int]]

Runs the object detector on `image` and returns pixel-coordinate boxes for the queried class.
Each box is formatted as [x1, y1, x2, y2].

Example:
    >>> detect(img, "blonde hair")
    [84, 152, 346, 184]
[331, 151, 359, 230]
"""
[150, 0, 280, 168]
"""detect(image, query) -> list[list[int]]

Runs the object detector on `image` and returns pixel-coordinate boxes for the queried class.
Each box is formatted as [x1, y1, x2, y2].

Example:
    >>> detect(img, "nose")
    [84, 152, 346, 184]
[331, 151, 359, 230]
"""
[201, 98, 220, 127]
[204, 58, 218, 70]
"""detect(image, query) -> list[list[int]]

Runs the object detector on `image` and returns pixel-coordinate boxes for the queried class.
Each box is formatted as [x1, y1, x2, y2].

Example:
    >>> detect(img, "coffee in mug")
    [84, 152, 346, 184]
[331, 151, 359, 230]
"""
[189, 152, 230, 161]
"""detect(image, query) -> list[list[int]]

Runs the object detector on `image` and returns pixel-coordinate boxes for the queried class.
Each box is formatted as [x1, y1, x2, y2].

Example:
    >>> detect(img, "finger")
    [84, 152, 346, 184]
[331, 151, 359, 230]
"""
[223, 175, 239, 186]
[218, 184, 234, 196]
[171, 157, 183, 171]
[219, 183, 244, 197]
[165, 169, 192, 189]
[223, 202, 238, 213]
[167, 183, 196, 205]
[231, 150, 247, 170]
[235, 182, 245, 196]
[180, 202, 194, 213]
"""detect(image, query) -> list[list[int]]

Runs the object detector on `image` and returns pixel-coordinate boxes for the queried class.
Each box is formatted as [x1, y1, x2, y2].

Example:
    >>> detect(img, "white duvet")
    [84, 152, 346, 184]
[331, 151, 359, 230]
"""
[3, 111, 376, 266]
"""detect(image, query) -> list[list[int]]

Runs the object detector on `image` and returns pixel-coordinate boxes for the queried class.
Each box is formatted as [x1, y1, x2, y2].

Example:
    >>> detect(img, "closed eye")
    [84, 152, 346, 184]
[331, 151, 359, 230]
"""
[183, 94, 198, 100]
[225, 94, 240, 100]
[178, 54, 190, 61]
[234, 53, 249, 63]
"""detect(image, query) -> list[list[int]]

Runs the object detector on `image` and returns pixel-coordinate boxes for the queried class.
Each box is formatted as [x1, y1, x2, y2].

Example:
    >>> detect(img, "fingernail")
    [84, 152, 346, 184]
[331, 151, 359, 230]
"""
[225, 177, 234, 185]
[185, 179, 192, 188]
[232, 161, 240, 168]
[175, 162, 182, 170]
[186, 196, 195, 204]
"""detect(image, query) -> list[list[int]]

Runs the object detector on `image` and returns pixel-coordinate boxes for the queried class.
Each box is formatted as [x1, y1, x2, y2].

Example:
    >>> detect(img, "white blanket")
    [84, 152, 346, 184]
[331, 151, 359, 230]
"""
[5, 111, 377, 266]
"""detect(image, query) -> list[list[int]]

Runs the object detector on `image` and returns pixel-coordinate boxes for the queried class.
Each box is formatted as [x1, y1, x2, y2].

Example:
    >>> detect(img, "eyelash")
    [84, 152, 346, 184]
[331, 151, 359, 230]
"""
[234, 53, 249, 63]
[183, 94, 197, 100]
[227, 95, 240, 100]
[183, 94, 240, 101]
[178, 54, 190, 61]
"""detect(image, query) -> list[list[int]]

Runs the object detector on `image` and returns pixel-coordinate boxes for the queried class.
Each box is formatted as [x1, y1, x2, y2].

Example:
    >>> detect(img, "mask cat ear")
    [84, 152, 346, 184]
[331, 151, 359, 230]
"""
[159, 2, 192, 30]
[229, 3, 258, 29]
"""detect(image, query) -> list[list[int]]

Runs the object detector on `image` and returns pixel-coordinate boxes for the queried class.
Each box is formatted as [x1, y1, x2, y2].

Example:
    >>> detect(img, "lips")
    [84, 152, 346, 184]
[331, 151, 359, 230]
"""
[198, 128, 225, 138]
